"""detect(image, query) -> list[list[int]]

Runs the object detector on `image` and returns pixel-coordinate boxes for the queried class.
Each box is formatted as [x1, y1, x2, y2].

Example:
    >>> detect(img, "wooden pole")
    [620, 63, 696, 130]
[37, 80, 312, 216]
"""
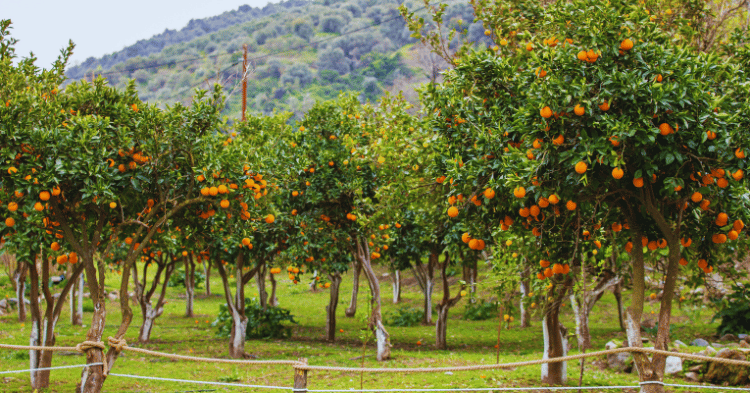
[241, 44, 248, 122]
[293, 357, 308, 392]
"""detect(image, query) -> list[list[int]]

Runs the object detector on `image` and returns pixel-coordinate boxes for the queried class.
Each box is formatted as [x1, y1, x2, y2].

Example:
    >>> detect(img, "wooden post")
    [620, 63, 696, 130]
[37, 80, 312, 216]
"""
[293, 357, 308, 392]
[241, 44, 248, 122]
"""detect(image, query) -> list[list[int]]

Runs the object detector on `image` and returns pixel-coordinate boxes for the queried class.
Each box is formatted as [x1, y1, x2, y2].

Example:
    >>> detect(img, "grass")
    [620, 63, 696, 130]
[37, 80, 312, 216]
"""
[0, 261, 722, 392]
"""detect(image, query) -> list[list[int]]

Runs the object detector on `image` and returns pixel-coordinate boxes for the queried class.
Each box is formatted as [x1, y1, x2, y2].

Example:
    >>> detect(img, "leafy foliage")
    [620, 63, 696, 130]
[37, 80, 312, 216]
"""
[385, 306, 425, 327]
[213, 298, 297, 339]
[712, 283, 750, 335]
[462, 299, 497, 321]
[167, 268, 206, 289]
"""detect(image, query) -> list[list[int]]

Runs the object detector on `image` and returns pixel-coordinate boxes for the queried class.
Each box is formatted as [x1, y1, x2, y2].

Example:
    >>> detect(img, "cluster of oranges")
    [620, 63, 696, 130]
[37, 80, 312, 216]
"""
[536, 259, 570, 279]
[461, 232, 486, 251]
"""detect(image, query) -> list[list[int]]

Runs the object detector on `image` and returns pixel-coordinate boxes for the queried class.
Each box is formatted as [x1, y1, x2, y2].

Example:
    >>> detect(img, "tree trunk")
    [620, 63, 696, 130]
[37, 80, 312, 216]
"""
[309, 269, 319, 293]
[435, 252, 462, 350]
[185, 254, 195, 318]
[541, 277, 572, 385]
[613, 281, 625, 331]
[268, 272, 278, 307]
[462, 258, 478, 294]
[203, 258, 211, 295]
[138, 303, 163, 343]
[216, 254, 248, 359]
[14, 262, 27, 322]
[325, 272, 342, 342]
[134, 256, 175, 343]
[391, 268, 401, 304]
[70, 273, 83, 325]
[345, 259, 362, 317]
[354, 237, 390, 361]
[519, 267, 531, 328]
[570, 271, 620, 351]
[77, 248, 107, 393]
[257, 263, 268, 310]
[420, 253, 437, 325]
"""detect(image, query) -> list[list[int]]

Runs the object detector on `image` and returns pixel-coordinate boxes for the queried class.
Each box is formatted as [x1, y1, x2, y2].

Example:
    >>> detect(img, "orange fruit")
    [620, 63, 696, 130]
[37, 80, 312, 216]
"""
[658, 123, 673, 136]
[513, 187, 526, 198]
[39, 191, 50, 201]
[690, 192, 703, 203]
[540, 259, 550, 268]
[200, 187, 210, 196]
[34, 202, 44, 211]
[220, 199, 230, 208]
[56, 255, 68, 264]
[633, 177, 644, 188]
[519, 207, 530, 217]
[706, 130, 716, 140]
[577, 51, 588, 61]
[574, 104, 585, 116]
[717, 178, 729, 188]
[265, 214, 275, 224]
[612, 168, 624, 179]
[462, 233, 472, 243]
[647, 241, 657, 251]
[735, 148, 745, 159]
[8, 202, 18, 212]
[700, 199, 711, 211]
[716, 212, 729, 225]
[620, 39, 634, 51]
[538, 197, 549, 208]
[697, 259, 708, 269]
[553, 134, 564, 145]
[544, 268, 553, 278]
[575, 161, 588, 174]
[566, 200, 577, 211]
[209, 187, 219, 196]
[447, 206, 459, 217]
[540, 107, 553, 118]
[599, 102, 610, 111]
[51, 242, 61, 251]
[728, 230, 739, 240]
[109, 202, 116, 209]
[733, 219, 744, 232]
[551, 263, 564, 274]
[679, 257, 688, 266]
[681, 237, 692, 247]
[733, 169, 744, 180]
[484, 188, 496, 199]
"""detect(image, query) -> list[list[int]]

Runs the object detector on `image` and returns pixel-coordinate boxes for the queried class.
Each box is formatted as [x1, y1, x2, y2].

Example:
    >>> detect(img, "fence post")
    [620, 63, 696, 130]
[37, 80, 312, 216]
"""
[294, 357, 308, 393]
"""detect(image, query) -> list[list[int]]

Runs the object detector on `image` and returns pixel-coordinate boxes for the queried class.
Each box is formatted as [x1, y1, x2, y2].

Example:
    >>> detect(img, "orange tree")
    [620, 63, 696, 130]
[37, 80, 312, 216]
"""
[289, 94, 403, 359]
[404, 0, 750, 388]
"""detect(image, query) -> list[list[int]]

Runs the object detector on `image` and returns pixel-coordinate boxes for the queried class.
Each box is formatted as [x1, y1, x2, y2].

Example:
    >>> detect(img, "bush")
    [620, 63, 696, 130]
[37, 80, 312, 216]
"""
[712, 283, 750, 335]
[463, 299, 497, 321]
[385, 306, 424, 327]
[213, 298, 297, 339]
[168, 268, 205, 289]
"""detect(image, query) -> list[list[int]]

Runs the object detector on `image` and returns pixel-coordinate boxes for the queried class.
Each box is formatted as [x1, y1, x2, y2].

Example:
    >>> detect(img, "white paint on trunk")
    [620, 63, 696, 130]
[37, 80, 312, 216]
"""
[626, 312, 644, 377]
[376, 323, 388, 361]
[15, 275, 25, 321]
[392, 270, 400, 304]
[29, 320, 40, 386]
[139, 303, 163, 343]
[77, 275, 83, 322]
[541, 315, 550, 381]
[570, 294, 583, 348]
[520, 282, 528, 325]
[561, 328, 568, 382]
[230, 312, 248, 356]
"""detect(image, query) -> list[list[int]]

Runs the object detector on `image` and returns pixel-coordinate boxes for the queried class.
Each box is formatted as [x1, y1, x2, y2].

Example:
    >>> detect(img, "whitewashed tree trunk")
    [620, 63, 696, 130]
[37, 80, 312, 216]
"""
[354, 237, 390, 361]
[309, 269, 318, 292]
[228, 310, 248, 358]
[138, 303, 164, 343]
[519, 278, 531, 328]
[185, 255, 195, 318]
[391, 269, 401, 304]
[540, 277, 572, 385]
[203, 259, 211, 295]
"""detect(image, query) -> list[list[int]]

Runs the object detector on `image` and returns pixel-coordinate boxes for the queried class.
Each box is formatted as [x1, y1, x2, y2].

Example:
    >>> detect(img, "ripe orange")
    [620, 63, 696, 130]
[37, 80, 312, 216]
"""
[577, 51, 588, 61]
[612, 168, 624, 179]
[700, 199, 711, 211]
[697, 259, 708, 269]
[679, 257, 688, 266]
[200, 187, 210, 196]
[447, 206, 459, 217]
[513, 187, 526, 198]
[39, 191, 50, 201]
[728, 230, 739, 240]
[484, 188, 496, 199]
[540, 107, 553, 118]
[717, 178, 729, 188]
[733, 169, 744, 180]
[209, 187, 219, 196]
[706, 130, 716, 140]
[519, 207, 530, 217]
[34, 202, 44, 212]
[552, 134, 564, 145]
[716, 212, 729, 225]
[551, 263, 564, 274]
[548, 194, 559, 204]
[658, 123, 672, 136]
[56, 255, 68, 264]
[265, 214, 275, 224]
[690, 192, 703, 203]
[220, 199, 230, 208]
[574, 161, 588, 174]
[620, 39, 634, 51]
[574, 104, 584, 116]
[566, 200, 577, 211]
[544, 268, 553, 278]
[109, 202, 117, 209]
[51, 242, 61, 251]
[633, 177, 644, 188]
[8, 202, 18, 212]
[735, 148, 745, 159]
[539, 259, 550, 268]
[526, 42, 534, 51]
[733, 219, 744, 232]
[462, 232, 472, 243]
[712, 233, 727, 244]
[599, 102, 610, 111]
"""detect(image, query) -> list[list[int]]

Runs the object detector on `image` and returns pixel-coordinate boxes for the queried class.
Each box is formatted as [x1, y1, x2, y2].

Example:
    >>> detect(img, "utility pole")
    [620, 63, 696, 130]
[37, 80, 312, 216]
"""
[242, 44, 248, 122]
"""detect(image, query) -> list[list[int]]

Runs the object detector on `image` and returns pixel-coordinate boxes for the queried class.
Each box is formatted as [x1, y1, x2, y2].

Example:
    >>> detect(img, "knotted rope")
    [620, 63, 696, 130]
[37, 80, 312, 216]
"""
[75, 341, 108, 376]
[107, 337, 128, 352]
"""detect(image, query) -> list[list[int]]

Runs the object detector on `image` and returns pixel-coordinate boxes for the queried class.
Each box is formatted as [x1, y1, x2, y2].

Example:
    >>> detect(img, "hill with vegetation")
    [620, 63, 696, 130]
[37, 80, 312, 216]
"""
[65, 0, 488, 117]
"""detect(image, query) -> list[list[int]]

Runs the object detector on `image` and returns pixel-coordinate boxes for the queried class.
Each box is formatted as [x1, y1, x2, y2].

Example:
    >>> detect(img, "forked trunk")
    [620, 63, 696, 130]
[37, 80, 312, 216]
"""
[14, 262, 27, 322]
[228, 311, 248, 358]
[309, 269, 319, 293]
[268, 272, 278, 307]
[325, 272, 343, 342]
[345, 259, 362, 317]
[354, 237, 390, 361]
[138, 303, 164, 343]
[435, 252, 462, 350]
[419, 253, 438, 324]
[134, 255, 175, 343]
[78, 250, 107, 393]
[185, 255, 195, 318]
[570, 297, 591, 351]
[216, 253, 248, 359]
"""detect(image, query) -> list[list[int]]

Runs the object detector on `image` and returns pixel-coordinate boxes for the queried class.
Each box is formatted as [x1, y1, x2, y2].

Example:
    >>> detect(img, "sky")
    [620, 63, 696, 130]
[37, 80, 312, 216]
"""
[2, 0, 277, 68]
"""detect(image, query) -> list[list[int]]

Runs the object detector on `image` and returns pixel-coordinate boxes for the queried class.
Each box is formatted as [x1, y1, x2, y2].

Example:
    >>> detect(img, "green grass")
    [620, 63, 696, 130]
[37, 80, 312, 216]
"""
[0, 262, 721, 392]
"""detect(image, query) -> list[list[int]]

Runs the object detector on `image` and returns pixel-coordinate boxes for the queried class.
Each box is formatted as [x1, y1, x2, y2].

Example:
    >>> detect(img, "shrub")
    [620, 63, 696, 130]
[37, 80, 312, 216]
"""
[385, 306, 424, 327]
[712, 283, 750, 335]
[213, 298, 297, 339]
[463, 299, 497, 321]
[168, 268, 205, 289]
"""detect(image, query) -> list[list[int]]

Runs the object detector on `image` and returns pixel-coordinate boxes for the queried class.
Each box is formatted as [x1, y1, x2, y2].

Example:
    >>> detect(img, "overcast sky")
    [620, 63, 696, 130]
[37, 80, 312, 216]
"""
[2, 0, 277, 68]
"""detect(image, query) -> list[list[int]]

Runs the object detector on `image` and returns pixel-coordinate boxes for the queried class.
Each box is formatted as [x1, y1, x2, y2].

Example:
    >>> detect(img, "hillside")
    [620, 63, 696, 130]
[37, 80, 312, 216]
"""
[64, 0, 488, 117]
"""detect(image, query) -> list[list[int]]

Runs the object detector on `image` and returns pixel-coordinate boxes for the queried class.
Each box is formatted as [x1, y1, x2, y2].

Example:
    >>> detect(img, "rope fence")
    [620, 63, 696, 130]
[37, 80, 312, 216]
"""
[2, 339, 749, 392]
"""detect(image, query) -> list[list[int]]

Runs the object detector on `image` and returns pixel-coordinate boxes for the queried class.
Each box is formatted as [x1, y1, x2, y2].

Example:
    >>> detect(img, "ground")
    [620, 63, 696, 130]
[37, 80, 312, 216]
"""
[0, 260, 724, 392]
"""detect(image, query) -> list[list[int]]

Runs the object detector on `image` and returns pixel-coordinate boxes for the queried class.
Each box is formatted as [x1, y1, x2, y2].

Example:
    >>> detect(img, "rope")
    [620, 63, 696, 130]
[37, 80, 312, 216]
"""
[0, 363, 103, 375]
[304, 387, 642, 392]
[75, 341, 108, 376]
[0, 341, 109, 376]
[108, 373, 293, 390]
[293, 347, 750, 373]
